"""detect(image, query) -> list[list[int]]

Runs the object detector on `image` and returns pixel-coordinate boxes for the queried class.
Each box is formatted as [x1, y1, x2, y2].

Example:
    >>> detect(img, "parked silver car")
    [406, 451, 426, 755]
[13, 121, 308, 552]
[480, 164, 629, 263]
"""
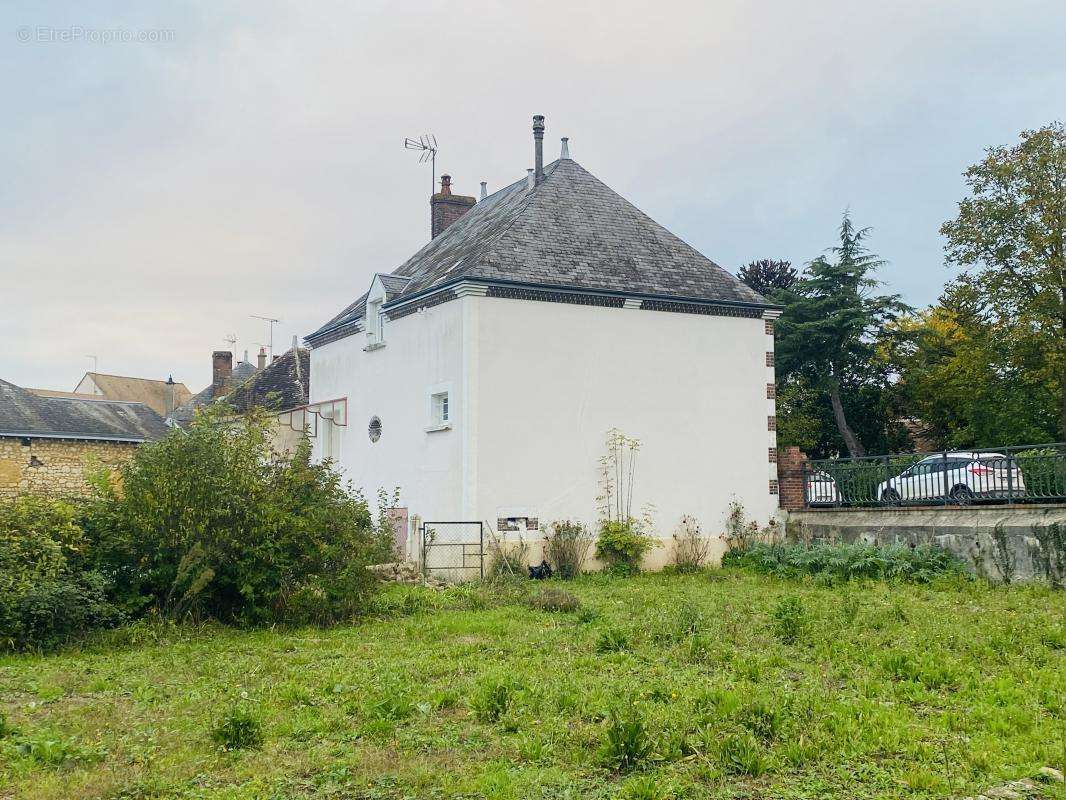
[877, 452, 1025, 504]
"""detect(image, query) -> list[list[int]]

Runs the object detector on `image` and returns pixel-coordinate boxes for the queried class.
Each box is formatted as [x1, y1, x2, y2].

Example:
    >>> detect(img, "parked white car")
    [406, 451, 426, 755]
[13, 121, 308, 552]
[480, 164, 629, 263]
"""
[876, 452, 1025, 504]
[806, 470, 841, 505]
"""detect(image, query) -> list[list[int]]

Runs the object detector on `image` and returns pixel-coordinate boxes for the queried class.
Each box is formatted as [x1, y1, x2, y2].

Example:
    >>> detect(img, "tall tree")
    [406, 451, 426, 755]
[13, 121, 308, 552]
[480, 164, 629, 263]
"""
[775, 214, 909, 457]
[939, 122, 1065, 437]
[737, 259, 797, 297]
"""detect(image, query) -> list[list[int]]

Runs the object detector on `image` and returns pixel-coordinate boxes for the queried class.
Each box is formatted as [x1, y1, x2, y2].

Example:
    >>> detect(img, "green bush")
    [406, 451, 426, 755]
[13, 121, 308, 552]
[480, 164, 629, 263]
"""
[0, 495, 123, 651]
[89, 407, 393, 625]
[1016, 448, 1066, 498]
[722, 541, 965, 583]
[543, 520, 594, 579]
[596, 520, 654, 574]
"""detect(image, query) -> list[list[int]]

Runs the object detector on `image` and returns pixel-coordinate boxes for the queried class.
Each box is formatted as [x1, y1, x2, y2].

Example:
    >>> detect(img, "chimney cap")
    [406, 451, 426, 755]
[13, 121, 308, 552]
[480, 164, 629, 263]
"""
[166, 374, 175, 385]
[479, 181, 487, 201]
[560, 137, 570, 159]
[439, 174, 452, 196]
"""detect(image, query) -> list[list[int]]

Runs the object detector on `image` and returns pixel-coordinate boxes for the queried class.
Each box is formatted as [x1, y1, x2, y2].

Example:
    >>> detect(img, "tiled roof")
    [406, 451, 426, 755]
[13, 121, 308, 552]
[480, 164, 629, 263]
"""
[166, 361, 258, 426]
[307, 158, 768, 344]
[0, 379, 169, 442]
[78, 372, 193, 416]
[225, 348, 309, 414]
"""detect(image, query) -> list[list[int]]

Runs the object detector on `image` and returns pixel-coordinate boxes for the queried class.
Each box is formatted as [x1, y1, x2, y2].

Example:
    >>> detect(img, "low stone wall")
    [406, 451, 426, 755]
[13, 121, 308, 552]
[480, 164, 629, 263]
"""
[785, 504, 1066, 584]
[0, 436, 138, 498]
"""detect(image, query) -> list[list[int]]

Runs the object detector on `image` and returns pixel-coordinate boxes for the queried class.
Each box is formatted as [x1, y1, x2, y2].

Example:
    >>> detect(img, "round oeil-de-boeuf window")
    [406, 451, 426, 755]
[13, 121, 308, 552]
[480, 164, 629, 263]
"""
[368, 416, 382, 442]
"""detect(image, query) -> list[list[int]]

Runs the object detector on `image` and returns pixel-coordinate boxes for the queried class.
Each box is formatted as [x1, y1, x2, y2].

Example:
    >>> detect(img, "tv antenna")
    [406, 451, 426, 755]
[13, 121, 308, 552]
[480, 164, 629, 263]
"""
[251, 314, 280, 356]
[404, 134, 438, 192]
[222, 333, 237, 353]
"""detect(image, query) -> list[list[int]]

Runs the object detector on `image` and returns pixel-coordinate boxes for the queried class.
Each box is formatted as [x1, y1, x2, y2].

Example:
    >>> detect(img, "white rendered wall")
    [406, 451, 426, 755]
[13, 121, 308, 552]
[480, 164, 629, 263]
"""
[308, 300, 466, 521]
[472, 297, 777, 566]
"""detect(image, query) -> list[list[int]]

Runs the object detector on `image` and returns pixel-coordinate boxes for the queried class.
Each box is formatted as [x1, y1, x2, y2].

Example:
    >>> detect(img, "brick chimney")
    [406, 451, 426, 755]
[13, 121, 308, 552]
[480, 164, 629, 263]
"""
[430, 175, 475, 239]
[211, 351, 232, 398]
[164, 375, 177, 415]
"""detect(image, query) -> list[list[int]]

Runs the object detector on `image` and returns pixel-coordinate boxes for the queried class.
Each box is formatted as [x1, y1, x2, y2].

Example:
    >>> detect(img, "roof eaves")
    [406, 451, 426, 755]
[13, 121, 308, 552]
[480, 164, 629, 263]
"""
[382, 275, 782, 313]
[0, 430, 149, 443]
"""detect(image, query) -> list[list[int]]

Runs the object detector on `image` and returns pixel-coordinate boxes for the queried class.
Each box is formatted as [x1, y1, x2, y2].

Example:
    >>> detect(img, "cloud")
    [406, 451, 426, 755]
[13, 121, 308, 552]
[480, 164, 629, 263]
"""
[1, 0, 1063, 390]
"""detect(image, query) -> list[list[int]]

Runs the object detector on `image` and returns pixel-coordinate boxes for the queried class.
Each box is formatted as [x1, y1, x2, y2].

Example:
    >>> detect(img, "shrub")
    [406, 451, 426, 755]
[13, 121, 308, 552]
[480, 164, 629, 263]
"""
[528, 588, 581, 613]
[543, 520, 594, 579]
[211, 706, 263, 750]
[600, 709, 652, 772]
[770, 597, 806, 645]
[486, 537, 528, 580]
[0, 495, 123, 651]
[671, 515, 710, 572]
[722, 541, 965, 583]
[596, 520, 654, 574]
[89, 407, 393, 625]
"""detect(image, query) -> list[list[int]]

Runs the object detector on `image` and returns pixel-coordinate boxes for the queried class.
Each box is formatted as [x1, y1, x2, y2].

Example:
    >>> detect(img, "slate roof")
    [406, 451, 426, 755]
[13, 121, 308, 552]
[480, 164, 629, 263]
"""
[166, 361, 258, 427]
[0, 379, 170, 442]
[77, 372, 193, 416]
[225, 348, 309, 414]
[308, 157, 769, 344]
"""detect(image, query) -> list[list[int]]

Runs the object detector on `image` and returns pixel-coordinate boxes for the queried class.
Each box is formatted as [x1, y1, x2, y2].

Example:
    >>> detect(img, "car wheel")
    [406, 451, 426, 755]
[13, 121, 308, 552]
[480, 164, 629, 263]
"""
[949, 485, 975, 505]
[881, 488, 901, 505]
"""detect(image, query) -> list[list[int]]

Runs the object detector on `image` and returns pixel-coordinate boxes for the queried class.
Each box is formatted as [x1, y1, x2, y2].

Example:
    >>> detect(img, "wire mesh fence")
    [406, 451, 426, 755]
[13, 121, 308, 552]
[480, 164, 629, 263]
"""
[421, 521, 484, 582]
[804, 443, 1066, 508]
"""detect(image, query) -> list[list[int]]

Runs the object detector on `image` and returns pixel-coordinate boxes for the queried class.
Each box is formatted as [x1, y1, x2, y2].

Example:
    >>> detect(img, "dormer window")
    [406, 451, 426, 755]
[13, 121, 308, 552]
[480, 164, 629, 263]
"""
[365, 293, 385, 350]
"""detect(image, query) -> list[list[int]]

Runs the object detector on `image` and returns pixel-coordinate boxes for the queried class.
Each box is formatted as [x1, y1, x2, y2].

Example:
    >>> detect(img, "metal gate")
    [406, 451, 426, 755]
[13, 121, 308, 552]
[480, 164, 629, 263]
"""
[421, 521, 484, 582]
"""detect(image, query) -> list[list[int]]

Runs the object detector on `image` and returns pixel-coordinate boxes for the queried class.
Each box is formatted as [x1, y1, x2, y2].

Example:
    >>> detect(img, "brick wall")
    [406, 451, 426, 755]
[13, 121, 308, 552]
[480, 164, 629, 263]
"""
[776, 446, 809, 510]
[0, 436, 138, 498]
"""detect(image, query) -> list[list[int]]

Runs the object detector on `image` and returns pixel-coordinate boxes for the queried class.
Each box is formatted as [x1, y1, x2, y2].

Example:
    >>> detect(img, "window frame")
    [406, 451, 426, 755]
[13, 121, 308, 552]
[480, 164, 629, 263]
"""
[425, 383, 453, 433]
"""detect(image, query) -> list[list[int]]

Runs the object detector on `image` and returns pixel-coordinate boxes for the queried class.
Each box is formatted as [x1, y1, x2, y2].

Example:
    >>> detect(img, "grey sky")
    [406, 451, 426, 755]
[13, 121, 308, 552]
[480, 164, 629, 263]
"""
[2, 0, 1063, 393]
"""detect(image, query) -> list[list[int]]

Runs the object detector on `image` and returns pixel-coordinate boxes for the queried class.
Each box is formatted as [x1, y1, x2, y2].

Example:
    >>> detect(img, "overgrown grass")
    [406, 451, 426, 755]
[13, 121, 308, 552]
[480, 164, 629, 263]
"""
[723, 540, 966, 583]
[0, 571, 1062, 799]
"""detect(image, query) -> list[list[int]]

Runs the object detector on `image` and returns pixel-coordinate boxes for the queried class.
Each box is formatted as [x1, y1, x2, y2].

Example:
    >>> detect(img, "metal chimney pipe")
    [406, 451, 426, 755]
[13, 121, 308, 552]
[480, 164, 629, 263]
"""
[532, 115, 545, 184]
[479, 181, 487, 201]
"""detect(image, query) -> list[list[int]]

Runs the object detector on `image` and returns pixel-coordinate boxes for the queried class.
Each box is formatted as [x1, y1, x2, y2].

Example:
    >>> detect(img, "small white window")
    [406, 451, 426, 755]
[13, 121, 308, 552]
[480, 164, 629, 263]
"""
[366, 298, 383, 345]
[432, 392, 449, 425]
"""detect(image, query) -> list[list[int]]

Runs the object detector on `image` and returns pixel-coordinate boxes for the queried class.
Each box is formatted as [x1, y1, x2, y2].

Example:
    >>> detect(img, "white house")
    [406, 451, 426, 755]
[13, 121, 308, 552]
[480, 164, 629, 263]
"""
[305, 116, 780, 570]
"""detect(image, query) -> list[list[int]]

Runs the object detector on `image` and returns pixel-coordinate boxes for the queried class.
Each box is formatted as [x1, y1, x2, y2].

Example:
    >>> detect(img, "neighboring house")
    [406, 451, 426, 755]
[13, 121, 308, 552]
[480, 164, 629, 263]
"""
[305, 116, 781, 567]
[168, 347, 311, 455]
[166, 351, 258, 427]
[72, 372, 193, 417]
[225, 346, 311, 454]
[0, 378, 169, 497]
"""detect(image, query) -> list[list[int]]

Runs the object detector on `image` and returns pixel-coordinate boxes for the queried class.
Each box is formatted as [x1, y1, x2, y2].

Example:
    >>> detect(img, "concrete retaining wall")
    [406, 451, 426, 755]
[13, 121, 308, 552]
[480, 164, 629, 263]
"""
[785, 504, 1066, 585]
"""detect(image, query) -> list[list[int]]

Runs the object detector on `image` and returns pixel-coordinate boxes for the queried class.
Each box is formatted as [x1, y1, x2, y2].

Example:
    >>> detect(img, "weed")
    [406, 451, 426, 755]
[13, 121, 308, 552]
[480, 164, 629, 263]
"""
[11, 735, 100, 766]
[472, 677, 518, 723]
[600, 709, 653, 772]
[717, 729, 770, 776]
[672, 515, 711, 572]
[620, 773, 671, 799]
[543, 520, 595, 579]
[211, 706, 263, 750]
[840, 591, 861, 625]
[368, 689, 415, 721]
[597, 627, 630, 653]
[724, 541, 965, 582]
[770, 597, 806, 645]
[529, 588, 581, 613]
[0, 711, 15, 738]
[577, 606, 600, 624]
